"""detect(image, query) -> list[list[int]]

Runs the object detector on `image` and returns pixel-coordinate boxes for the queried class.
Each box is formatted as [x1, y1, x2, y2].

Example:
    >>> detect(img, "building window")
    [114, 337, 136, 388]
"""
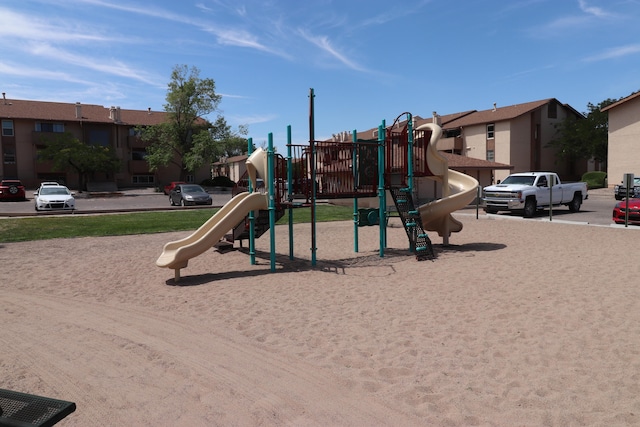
[486, 123, 495, 139]
[486, 150, 495, 162]
[186, 174, 194, 183]
[35, 122, 64, 132]
[131, 149, 147, 161]
[3, 148, 16, 164]
[132, 175, 154, 184]
[2, 120, 14, 136]
[89, 129, 109, 147]
[548, 102, 557, 119]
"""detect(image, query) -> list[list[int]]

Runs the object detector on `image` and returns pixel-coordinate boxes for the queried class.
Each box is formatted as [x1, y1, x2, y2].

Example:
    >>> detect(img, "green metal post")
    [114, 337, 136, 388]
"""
[287, 125, 294, 260]
[247, 138, 257, 265]
[353, 129, 359, 253]
[407, 114, 415, 252]
[268, 133, 276, 272]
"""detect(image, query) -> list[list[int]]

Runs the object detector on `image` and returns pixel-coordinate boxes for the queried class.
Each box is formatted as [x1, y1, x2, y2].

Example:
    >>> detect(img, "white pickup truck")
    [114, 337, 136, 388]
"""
[482, 172, 588, 218]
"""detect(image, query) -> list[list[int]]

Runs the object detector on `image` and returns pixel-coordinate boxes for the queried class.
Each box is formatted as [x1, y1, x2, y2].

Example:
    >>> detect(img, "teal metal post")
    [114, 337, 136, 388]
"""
[287, 125, 294, 260]
[378, 123, 385, 258]
[407, 114, 415, 253]
[352, 129, 359, 253]
[268, 133, 276, 272]
[309, 88, 317, 266]
[247, 138, 256, 265]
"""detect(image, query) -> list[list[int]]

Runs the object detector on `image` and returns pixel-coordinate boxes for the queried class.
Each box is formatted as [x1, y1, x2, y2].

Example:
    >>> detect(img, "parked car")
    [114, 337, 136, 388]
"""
[169, 184, 212, 206]
[612, 198, 640, 225]
[163, 181, 185, 195]
[614, 176, 640, 200]
[0, 179, 26, 201]
[34, 184, 76, 211]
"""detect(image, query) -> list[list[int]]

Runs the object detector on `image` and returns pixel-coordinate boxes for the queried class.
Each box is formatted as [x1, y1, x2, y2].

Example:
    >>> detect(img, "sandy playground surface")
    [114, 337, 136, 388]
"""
[1, 214, 640, 426]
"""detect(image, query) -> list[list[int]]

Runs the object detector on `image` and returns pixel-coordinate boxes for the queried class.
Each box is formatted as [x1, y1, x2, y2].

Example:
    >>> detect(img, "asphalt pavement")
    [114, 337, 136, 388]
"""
[0, 186, 634, 229]
[0, 187, 233, 217]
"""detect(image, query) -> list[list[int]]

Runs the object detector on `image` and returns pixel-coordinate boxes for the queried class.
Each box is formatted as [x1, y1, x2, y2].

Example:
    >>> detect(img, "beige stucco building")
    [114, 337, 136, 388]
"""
[440, 98, 586, 184]
[602, 92, 640, 188]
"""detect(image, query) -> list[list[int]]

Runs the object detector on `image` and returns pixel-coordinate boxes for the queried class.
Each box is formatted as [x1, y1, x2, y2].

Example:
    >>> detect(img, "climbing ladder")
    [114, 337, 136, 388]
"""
[389, 186, 435, 260]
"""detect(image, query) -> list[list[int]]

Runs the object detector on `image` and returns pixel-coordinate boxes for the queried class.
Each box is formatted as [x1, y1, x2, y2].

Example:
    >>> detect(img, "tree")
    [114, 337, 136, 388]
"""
[38, 132, 121, 190]
[548, 98, 618, 169]
[140, 65, 247, 180]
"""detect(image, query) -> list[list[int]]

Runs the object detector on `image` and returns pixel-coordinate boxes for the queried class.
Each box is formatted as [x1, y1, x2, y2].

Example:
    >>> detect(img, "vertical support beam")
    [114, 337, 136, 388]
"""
[352, 129, 359, 253]
[407, 113, 415, 252]
[378, 122, 385, 258]
[287, 125, 294, 260]
[407, 113, 414, 192]
[268, 133, 276, 272]
[248, 138, 256, 265]
[309, 88, 317, 266]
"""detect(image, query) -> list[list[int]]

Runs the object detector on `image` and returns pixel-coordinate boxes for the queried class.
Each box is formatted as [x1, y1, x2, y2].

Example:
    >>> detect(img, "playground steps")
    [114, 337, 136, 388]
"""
[228, 208, 285, 246]
[390, 187, 435, 261]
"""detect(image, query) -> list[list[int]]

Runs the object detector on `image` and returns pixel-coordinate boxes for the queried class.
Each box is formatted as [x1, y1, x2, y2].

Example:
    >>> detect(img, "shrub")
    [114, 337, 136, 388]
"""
[201, 176, 235, 187]
[581, 171, 607, 189]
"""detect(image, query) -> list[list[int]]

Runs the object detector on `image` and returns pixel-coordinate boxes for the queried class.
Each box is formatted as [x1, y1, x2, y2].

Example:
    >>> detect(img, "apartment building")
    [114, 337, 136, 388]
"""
[0, 95, 210, 189]
[601, 91, 640, 188]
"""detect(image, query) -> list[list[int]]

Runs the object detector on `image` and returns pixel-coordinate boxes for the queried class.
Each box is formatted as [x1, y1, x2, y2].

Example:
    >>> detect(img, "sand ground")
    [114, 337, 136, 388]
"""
[2, 214, 640, 426]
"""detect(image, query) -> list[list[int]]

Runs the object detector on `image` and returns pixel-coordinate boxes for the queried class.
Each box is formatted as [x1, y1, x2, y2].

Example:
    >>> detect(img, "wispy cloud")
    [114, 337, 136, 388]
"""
[298, 29, 369, 72]
[527, 0, 621, 36]
[229, 113, 277, 126]
[578, 0, 611, 18]
[583, 44, 640, 62]
[0, 61, 93, 84]
[0, 7, 114, 43]
[357, 0, 432, 28]
[74, 0, 289, 58]
[26, 42, 161, 86]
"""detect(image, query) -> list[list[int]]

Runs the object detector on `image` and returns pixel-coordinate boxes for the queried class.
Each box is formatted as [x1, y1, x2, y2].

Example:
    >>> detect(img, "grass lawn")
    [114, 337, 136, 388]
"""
[0, 205, 357, 243]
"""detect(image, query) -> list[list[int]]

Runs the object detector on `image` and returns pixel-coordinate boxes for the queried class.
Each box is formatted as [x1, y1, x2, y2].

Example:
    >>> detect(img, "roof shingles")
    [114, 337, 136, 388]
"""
[0, 99, 167, 126]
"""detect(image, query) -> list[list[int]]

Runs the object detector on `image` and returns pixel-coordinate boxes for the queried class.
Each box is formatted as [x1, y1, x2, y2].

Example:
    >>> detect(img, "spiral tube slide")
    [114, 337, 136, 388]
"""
[415, 123, 479, 244]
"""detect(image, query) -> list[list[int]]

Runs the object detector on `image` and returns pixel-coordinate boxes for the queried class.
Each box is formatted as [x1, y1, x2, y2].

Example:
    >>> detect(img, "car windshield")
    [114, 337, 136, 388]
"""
[500, 176, 536, 185]
[40, 187, 70, 195]
[181, 185, 205, 193]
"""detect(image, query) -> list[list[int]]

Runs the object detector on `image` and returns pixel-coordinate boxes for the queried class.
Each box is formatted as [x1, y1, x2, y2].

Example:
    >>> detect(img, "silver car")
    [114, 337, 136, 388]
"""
[169, 184, 212, 206]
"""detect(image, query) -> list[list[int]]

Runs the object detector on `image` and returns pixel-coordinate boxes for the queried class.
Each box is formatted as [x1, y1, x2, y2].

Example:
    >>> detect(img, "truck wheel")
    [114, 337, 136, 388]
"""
[523, 198, 536, 218]
[568, 193, 582, 212]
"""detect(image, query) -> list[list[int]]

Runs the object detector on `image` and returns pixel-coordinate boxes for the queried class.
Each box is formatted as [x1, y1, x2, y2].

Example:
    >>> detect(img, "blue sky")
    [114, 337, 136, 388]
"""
[2, 0, 640, 152]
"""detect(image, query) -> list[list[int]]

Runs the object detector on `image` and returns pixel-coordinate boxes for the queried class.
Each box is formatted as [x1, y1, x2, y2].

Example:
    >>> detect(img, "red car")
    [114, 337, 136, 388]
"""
[613, 198, 640, 225]
[0, 179, 26, 201]
[163, 181, 185, 195]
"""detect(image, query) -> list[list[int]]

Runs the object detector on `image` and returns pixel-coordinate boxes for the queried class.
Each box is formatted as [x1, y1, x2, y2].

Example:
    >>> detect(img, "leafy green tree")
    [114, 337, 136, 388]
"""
[548, 98, 618, 169]
[140, 65, 247, 180]
[38, 132, 121, 190]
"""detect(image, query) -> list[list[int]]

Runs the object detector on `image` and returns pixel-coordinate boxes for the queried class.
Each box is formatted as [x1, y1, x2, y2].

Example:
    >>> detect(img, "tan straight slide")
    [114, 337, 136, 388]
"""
[156, 191, 269, 273]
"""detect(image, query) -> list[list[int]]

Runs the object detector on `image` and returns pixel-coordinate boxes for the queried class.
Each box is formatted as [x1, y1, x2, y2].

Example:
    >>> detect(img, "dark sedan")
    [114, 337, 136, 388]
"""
[169, 184, 212, 206]
[613, 198, 640, 225]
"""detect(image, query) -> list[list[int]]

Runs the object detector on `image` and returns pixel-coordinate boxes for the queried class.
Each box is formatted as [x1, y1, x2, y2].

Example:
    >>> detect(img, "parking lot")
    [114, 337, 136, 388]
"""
[0, 186, 632, 228]
[0, 187, 233, 217]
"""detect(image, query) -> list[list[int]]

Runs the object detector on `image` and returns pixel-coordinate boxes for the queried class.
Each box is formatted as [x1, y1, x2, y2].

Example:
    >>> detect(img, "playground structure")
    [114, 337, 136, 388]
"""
[157, 90, 479, 281]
